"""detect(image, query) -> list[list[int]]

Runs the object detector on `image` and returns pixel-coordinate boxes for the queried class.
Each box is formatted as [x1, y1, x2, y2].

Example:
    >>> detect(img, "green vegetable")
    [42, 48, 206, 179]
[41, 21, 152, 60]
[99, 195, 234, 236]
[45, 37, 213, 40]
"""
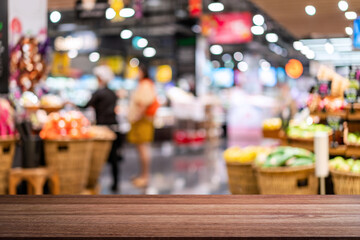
[290, 158, 314, 167]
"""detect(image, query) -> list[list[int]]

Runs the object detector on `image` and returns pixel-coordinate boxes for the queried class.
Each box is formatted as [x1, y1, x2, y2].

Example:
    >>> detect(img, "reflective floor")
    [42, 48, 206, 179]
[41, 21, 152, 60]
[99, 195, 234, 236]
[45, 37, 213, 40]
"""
[99, 142, 230, 195]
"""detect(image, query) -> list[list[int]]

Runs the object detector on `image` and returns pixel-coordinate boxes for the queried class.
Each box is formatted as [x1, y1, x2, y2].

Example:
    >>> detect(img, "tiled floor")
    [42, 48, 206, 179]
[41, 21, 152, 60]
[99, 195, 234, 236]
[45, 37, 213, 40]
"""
[99, 141, 230, 195]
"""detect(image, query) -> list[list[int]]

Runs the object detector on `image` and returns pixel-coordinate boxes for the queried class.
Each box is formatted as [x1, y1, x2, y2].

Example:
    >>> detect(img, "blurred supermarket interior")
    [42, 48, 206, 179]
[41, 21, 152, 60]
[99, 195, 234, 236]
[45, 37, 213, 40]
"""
[1, 0, 360, 195]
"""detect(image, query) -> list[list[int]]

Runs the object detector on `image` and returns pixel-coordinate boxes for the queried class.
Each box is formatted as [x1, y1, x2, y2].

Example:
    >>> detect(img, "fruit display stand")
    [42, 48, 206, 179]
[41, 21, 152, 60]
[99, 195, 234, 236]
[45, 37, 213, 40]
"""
[226, 162, 259, 194]
[256, 165, 318, 195]
[310, 110, 347, 121]
[44, 139, 93, 194]
[0, 137, 16, 194]
[331, 169, 360, 194]
[343, 122, 360, 158]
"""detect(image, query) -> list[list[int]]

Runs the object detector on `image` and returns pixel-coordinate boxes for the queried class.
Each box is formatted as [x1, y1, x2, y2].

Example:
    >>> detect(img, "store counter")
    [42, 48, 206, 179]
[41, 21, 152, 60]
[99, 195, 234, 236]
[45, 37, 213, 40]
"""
[0, 195, 359, 239]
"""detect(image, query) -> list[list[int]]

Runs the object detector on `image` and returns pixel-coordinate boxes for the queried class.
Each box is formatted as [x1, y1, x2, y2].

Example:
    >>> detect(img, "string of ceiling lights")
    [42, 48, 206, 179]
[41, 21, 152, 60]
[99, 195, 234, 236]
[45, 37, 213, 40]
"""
[49, 3, 156, 62]
[295, 0, 358, 60]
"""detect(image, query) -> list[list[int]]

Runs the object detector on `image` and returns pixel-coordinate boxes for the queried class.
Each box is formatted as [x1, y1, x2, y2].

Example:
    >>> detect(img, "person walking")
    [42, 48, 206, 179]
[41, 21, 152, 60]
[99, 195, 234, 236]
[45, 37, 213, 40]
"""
[83, 65, 121, 192]
[127, 64, 159, 188]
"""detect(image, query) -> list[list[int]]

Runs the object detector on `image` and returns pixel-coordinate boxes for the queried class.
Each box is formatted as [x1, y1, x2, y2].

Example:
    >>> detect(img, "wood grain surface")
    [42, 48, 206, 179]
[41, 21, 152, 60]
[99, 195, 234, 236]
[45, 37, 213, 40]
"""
[0, 195, 359, 239]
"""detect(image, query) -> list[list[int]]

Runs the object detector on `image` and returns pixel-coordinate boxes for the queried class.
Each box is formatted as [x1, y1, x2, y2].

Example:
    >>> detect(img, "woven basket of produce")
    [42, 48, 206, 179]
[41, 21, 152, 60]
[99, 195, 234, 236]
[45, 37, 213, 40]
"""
[41, 111, 93, 194]
[224, 146, 271, 194]
[87, 126, 116, 189]
[255, 146, 318, 195]
[330, 157, 360, 194]
[0, 138, 16, 194]
[44, 139, 93, 194]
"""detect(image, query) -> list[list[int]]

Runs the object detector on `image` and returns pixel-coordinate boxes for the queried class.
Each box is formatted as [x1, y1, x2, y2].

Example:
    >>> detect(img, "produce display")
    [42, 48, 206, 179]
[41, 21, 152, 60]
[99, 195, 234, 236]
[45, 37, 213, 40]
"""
[307, 94, 345, 113]
[255, 146, 315, 168]
[287, 123, 332, 139]
[346, 132, 360, 146]
[262, 118, 282, 130]
[40, 111, 91, 140]
[89, 126, 116, 140]
[40, 94, 64, 108]
[330, 156, 360, 174]
[20, 91, 40, 108]
[0, 99, 16, 137]
[223, 146, 272, 164]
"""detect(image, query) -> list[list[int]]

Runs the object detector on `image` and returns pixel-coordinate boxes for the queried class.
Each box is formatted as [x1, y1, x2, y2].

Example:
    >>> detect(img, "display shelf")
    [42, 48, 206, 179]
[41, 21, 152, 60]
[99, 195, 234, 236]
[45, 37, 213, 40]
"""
[311, 110, 347, 121]
[329, 145, 347, 156]
[262, 129, 282, 139]
[346, 103, 360, 121]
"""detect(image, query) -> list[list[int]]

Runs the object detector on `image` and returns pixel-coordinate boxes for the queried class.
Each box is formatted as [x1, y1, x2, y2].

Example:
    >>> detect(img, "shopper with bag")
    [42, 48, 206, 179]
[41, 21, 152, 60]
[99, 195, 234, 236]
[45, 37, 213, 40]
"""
[128, 64, 159, 188]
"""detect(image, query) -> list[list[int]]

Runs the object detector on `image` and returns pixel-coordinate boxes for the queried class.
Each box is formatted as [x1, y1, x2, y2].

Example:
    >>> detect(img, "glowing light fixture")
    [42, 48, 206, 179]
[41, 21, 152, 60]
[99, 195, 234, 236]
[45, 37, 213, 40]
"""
[137, 38, 148, 48]
[50, 11, 61, 23]
[238, 62, 249, 72]
[233, 52, 243, 61]
[119, 8, 135, 18]
[293, 41, 304, 51]
[253, 14, 265, 26]
[345, 27, 353, 35]
[106, 8, 116, 20]
[305, 5, 316, 16]
[345, 11, 357, 20]
[266, 33, 279, 43]
[89, 52, 100, 62]
[338, 1, 349, 12]
[120, 29, 133, 39]
[208, 1, 224, 12]
[68, 49, 78, 59]
[251, 26, 264, 35]
[210, 45, 223, 55]
[325, 42, 335, 54]
[143, 47, 156, 58]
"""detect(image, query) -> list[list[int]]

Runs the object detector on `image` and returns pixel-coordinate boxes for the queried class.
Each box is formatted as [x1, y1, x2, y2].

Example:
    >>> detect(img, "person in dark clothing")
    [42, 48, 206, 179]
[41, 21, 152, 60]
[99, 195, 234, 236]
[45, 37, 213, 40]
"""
[84, 65, 121, 192]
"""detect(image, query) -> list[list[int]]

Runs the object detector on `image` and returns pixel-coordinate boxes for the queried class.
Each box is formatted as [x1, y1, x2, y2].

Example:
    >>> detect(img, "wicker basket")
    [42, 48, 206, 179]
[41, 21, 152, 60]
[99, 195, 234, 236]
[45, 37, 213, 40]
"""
[226, 162, 259, 194]
[256, 165, 318, 195]
[87, 139, 113, 189]
[44, 139, 93, 194]
[0, 138, 16, 194]
[331, 170, 360, 194]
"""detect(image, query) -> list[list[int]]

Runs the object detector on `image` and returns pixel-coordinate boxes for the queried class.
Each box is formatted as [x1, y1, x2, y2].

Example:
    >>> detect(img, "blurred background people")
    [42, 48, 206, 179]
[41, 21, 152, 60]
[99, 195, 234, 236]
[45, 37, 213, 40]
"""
[127, 64, 159, 188]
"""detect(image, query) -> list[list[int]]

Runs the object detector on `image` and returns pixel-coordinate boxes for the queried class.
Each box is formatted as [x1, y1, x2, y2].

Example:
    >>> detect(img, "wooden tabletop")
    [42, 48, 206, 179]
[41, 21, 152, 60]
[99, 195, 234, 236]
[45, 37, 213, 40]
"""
[0, 195, 359, 239]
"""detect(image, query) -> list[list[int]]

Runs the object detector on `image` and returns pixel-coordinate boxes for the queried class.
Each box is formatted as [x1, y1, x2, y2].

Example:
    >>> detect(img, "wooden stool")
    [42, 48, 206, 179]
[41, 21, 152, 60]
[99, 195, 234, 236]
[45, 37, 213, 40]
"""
[9, 168, 60, 195]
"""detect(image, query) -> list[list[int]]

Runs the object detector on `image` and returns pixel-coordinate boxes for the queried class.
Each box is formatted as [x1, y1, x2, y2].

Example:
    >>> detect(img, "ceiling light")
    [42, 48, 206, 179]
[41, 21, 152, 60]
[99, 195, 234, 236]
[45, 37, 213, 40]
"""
[210, 45, 223, 55]
[251, 26, 264, 35]
[233, 52, 243, 61]
[293, 41, 304, 51]
[253, 14, 265, 26]
[305, 5, 316, 16]
[208, 1, 224, 12]
[265, 33, 279, 43]
[191, 25, 202, 33]
[50, 11, 61, 23]
[345, 11, 357, 20]
[89, 52, 100, 62]
[325, 42, 335, 54]
[106, 8, 116, 20]
[120, 29, 133, 39]
[238, 62, 249, 72]
[130, 58, 140, 68]
[137, 38, 148, 48]
[346, 27, 353, 35]
[300, 46, 310, 55]
[222, 53, 232, 62]
[119, 8, 135, 18]
[306, 50, 315, 59]
[68, 49, 78, 59]
[338, 1, 349, 12]
[143, 47, 156, 58]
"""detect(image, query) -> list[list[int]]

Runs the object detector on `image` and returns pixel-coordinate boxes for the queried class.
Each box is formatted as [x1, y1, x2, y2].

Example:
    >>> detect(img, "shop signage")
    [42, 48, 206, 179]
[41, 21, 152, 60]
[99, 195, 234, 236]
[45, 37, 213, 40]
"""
[285, 59, 303, 79]
[189, 0, 202, 18]
[354, 18, 360, 49]
[0, 0, 9, 93]
[201, 12, 252, 44]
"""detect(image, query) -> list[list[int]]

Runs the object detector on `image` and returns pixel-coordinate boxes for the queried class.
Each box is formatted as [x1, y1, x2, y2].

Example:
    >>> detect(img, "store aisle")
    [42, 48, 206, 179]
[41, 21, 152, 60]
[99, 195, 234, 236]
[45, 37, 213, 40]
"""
[99, 142, 230, 195]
